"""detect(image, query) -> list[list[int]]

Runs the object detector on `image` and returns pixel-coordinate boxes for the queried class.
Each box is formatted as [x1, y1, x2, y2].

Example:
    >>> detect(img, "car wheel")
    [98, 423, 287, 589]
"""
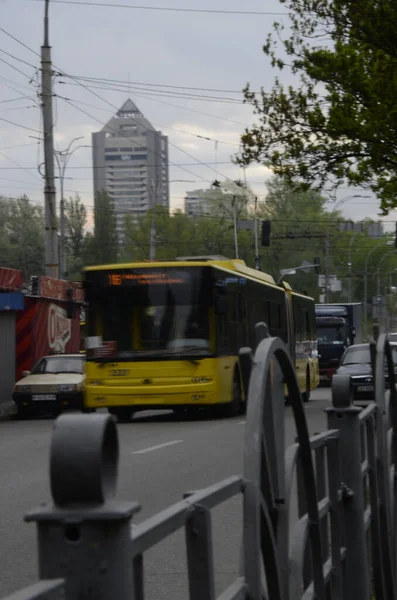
[15, 405, 32, 420]
[302, 371, 311, 403]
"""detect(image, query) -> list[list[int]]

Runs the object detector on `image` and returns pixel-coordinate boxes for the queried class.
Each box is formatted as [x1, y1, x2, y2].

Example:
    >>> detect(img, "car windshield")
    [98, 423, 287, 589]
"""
[32, 356, 84, 375]
[341, 345, 397, 366]
[317, 326, 346, 344]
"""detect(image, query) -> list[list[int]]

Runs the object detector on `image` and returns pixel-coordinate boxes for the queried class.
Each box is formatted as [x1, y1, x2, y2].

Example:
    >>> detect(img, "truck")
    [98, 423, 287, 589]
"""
[315, 303, 362, 383]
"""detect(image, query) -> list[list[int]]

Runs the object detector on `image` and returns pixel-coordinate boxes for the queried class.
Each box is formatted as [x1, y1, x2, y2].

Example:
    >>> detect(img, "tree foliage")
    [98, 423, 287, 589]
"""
[92, 190, 118, 264]
[237, 0, 397, 213]
[0, 195, 44, 279]
[64, 194, 88, 279]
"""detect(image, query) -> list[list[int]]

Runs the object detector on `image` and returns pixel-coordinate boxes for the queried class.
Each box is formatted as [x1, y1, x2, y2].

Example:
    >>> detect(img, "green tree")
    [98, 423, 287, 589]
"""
[64, 193, 88, 279]
[238, 0, 397, 213]
[92, 190, 118, 264]
[0, 195, 44, 278]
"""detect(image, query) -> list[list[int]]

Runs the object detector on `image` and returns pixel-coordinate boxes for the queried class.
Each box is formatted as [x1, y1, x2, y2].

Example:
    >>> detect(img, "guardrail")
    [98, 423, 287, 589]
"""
[1, 323, 397, 599]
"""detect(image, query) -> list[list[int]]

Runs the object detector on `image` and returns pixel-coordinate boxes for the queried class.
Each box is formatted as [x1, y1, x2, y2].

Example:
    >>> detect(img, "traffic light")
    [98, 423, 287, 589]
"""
[261, 220, 271, 247]
[313, 257, 321, 274]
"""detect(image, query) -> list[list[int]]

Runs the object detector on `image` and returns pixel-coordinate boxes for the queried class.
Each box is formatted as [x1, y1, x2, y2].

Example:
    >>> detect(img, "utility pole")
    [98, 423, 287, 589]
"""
[232, 195, 239, 259]
[149, 178, 159, 262]
[324, 231, 330, 302]
[254, 196, 260, 270]
[41, 0, 58, 278]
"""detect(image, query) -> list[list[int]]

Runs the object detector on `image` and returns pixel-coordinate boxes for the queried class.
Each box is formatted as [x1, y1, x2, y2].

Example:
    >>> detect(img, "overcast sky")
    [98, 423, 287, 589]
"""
[0, 0, 394, 230]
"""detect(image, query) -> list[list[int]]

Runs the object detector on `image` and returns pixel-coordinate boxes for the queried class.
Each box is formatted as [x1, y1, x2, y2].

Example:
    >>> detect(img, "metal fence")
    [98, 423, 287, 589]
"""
[2, 323, 397, 599]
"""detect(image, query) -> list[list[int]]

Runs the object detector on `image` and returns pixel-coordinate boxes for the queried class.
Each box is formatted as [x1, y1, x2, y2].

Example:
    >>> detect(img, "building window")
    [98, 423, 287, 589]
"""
[105, 147, 118, 152]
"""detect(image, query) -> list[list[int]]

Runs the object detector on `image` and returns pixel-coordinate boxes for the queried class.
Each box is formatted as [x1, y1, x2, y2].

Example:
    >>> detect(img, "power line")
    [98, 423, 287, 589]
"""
[0, 25, 247, 188]
[59, 79, 249, 125]
[0, 47, 37, 70]
[57, 96, 240, 146]
[0, 115, 40, 132]
[0, 95, 36, 104]
[67, 74, 253, 95]
[0, 30, 211, 185]
[62, 78, 243, 104]
[27, 0, 290, 16]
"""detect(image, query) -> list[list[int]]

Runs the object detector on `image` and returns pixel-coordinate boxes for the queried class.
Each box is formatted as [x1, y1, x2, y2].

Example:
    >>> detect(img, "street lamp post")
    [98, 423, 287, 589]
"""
[126, 176, 195, 261]
[375, 250, 397, 330]
[347, 230, 362, 302]
[324, 194, 370, 302]
[53, 138, 90, 279]
[363, 240, 393, 339]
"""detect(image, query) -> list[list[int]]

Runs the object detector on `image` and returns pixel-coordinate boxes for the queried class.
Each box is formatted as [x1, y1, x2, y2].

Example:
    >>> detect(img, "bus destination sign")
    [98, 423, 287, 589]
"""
[107, 272, 186, 286]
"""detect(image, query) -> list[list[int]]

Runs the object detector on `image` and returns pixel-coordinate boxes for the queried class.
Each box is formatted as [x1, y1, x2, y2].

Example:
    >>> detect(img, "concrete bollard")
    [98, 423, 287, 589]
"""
[25, 414, 140, 600]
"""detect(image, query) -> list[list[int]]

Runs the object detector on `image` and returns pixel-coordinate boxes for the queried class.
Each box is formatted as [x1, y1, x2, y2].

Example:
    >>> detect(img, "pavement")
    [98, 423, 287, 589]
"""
[0, 388, 331, 599]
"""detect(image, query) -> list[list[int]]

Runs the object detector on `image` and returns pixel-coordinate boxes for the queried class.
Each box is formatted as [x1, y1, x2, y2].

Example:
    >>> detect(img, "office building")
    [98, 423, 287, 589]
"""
[92, 99, 169, 234]
[184, 189, 214, 216]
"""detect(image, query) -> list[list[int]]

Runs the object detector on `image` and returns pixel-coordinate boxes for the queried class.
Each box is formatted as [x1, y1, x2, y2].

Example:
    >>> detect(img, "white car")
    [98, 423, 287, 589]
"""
[13, 354, 90, 419]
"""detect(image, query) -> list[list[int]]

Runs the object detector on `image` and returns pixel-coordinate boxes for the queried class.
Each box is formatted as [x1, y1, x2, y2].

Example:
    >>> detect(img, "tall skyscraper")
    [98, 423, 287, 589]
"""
[92, 99, 169, 234]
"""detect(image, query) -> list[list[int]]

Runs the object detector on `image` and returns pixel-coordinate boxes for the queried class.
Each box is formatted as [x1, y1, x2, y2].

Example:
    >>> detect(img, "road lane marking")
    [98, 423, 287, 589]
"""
[132, 440, 183, 455]
[238, 420, 246, 425]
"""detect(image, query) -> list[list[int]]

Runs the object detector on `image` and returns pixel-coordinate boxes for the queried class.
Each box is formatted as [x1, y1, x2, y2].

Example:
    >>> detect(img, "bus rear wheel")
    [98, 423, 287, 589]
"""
[108, 407, 134, 423]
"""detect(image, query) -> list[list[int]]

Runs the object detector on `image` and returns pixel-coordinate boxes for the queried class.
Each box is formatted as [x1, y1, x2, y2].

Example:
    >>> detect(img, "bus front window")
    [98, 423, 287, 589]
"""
[86, 267, 213, 358]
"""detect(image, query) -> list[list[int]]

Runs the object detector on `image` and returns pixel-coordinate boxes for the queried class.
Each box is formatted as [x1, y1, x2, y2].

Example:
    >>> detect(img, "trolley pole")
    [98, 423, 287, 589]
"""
[41, 0, 58, 278]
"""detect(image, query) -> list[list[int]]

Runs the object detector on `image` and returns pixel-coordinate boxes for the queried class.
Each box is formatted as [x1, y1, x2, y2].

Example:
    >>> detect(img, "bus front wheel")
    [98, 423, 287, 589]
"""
[220, 373, 242, 418]
[108, 407, 134, 423]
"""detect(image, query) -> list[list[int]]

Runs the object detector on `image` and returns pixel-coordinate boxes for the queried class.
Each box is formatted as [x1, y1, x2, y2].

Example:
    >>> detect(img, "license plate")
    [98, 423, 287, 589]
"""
[320, 375, 328, 381]
[32, 394, 56, 401]
[357, 386, 374, 392]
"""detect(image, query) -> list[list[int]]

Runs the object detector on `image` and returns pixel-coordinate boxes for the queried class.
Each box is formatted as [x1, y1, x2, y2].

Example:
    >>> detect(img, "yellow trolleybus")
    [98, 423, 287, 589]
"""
[82, 257, 319, 421]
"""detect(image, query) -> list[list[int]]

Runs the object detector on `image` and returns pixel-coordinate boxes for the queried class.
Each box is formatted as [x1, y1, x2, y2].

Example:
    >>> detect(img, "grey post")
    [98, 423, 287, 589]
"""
[41, 0, 59, 278]
[326, 374, 371, 598]
[25, 414, 140, 600]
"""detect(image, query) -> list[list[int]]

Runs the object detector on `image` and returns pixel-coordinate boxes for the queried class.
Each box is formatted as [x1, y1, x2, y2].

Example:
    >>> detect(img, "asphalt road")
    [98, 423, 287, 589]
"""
[0, 388, 331, 599]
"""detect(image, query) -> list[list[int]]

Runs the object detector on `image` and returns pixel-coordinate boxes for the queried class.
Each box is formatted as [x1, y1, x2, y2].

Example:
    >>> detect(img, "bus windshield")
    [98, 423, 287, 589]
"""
[85, 267, 213, 359]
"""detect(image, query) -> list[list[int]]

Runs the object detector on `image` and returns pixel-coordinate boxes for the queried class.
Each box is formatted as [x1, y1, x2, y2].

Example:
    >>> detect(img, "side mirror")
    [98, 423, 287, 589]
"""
[22, 370, 31, 377]
[215, 295, 228, 315]
[351, 327, 356, 338]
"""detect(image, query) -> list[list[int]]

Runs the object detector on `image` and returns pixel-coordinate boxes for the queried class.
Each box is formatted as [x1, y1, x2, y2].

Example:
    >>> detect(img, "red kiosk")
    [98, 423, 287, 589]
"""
[15, 276, 84, 381]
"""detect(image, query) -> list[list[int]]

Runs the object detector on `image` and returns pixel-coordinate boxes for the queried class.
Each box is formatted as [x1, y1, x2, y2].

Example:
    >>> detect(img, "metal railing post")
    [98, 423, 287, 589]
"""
[25, 414, 140, 600]
[325, 374, 371, 598]
[185, 505, 216, 600]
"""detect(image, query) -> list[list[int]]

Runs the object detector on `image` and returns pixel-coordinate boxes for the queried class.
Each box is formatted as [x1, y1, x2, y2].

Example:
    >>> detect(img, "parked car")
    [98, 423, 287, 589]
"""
[13, 354, 90, 418]
[335, 343, 397, 402]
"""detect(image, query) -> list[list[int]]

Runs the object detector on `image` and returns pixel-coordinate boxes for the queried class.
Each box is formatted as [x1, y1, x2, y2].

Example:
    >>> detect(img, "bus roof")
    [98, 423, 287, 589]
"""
[84, 258, 278, 285]
[83, 258, 315, 300]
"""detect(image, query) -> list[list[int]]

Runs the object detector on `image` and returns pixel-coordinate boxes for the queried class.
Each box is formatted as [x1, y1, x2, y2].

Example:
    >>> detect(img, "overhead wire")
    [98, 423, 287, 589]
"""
[27, 0, 290, 16]
[57, 95, 241, 146]
[59, 79, 249, 125]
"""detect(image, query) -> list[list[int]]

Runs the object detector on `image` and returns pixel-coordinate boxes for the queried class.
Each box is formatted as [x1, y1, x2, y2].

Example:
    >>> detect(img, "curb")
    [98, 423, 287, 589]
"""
[0, 401, 17, 421]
